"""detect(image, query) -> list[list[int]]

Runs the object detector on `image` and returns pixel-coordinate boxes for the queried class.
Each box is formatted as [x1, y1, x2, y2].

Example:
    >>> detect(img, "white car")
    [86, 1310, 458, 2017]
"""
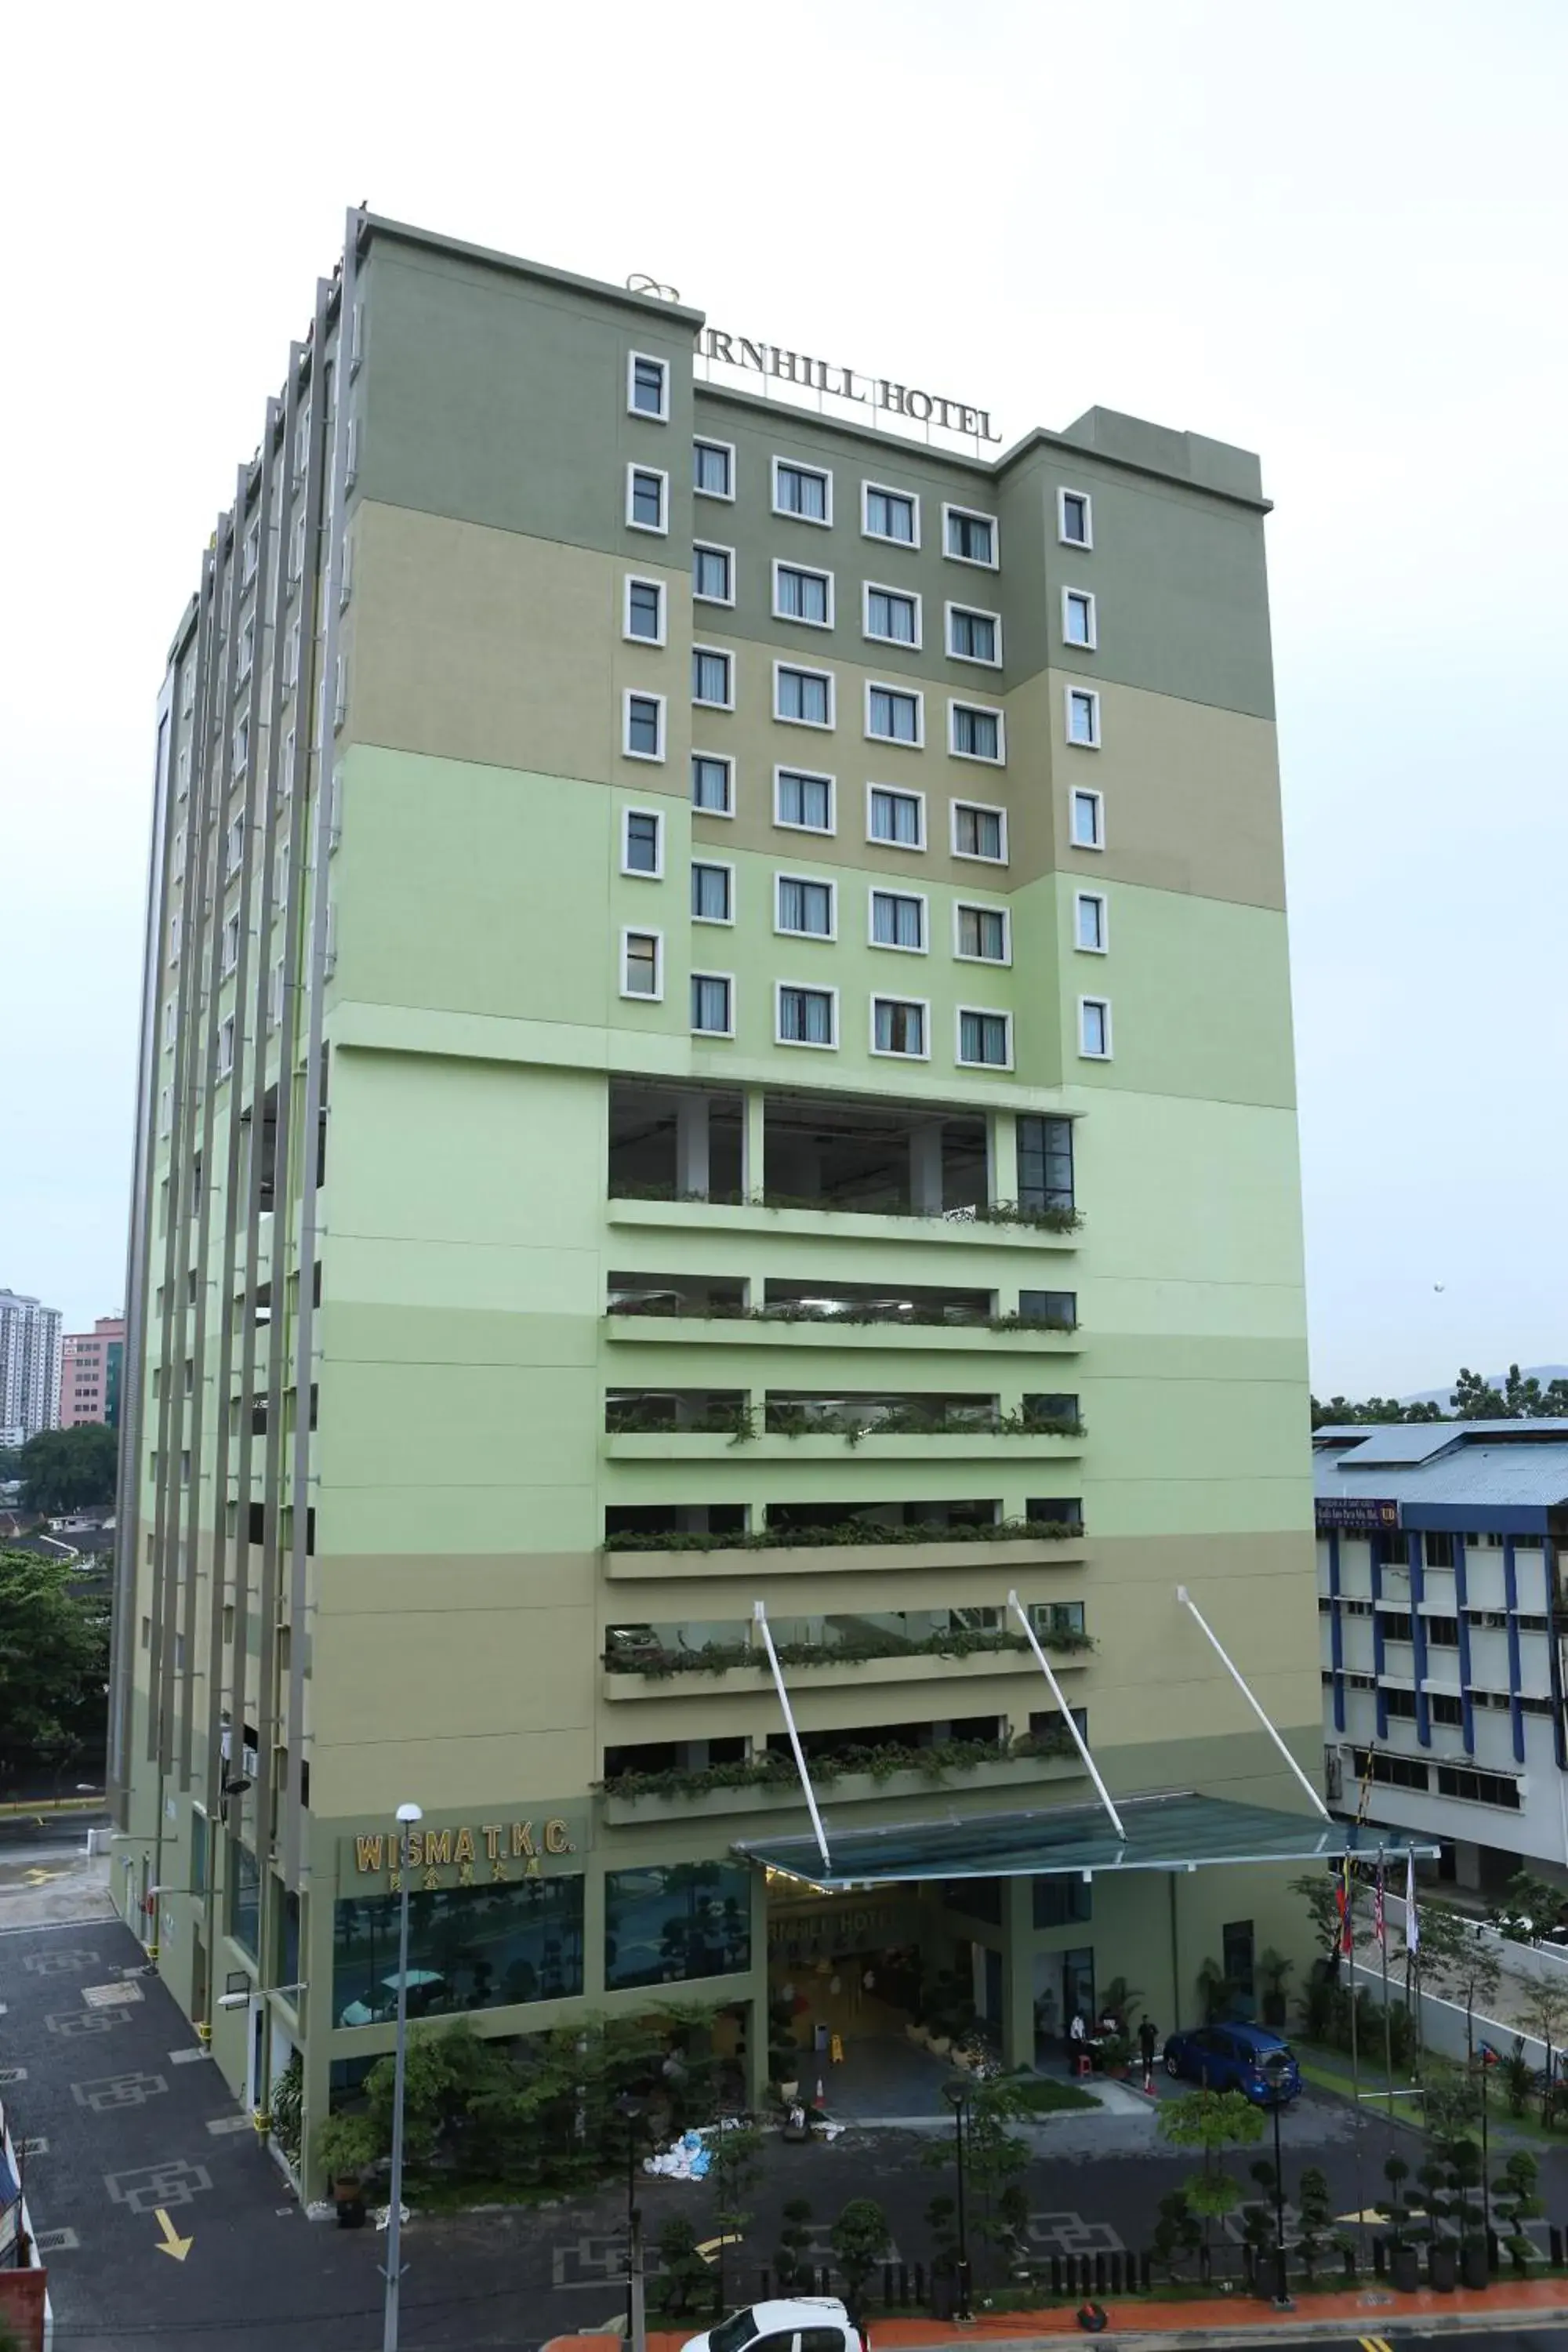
[684, 2299, 867, 2352]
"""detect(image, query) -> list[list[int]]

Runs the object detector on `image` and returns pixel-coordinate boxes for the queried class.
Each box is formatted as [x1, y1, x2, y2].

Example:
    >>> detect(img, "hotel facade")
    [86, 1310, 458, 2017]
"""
[111, 210, 1347, 2171]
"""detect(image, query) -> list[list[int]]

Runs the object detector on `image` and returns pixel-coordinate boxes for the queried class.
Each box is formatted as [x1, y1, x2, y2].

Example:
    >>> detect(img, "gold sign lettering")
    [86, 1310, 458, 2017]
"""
[544, 1818, 572, 1855]
[455, 1828, 476, 1866]
[423, 1828, 452, 1867]
[353, 1817, 581, 1875]
[355, 1835, 384, 1873]
[512, 1822, 536, 1859]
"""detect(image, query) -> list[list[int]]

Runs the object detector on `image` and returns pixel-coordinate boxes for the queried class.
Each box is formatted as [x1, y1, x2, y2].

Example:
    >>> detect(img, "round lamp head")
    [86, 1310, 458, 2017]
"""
[395, 1802, 423, 1824]
[942, 2076, 971, 2112]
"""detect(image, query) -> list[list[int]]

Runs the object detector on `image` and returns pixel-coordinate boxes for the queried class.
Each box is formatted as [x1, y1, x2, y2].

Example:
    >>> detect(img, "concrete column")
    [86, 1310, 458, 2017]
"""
[1000, 1878, 1036, 2070]
[676, 1094, 710, 1200]
[746, 1864, 771, 2110]
[743, 1088, 765, 1200]
[910, 1121, 944, 1215]
[989, 1110, 1018, 1210]
[585, 1859, 608, 2005]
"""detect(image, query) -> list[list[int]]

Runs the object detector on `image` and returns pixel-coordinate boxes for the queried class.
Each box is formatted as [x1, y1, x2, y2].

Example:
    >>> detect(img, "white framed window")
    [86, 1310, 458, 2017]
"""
[866, 681, 923, 747]
[280, 726, 296, 795]
[775, 873, 836, 939]
[282, 618, 300, 691]
[344, 415, 358, 487]
[864, 583, 921, 648]
[622, 807, 664, 877]
[957, 1006, 1013, 1069]
[773, 561, 834, 628]
[349, 298, 364, 375]
[946, 604, 1001, 666]
[1079, 996, 1112, 1059]
[324, 897, 339, 977]
[693, 543, 735, 605]
[862, 481, 919, 547]
[623, 690, 666, 762]
[949, 702, 1005, 764]
[1063, 588, 1097, 649]
[217, 1014, 235, 1077]
[1058, 487, 1094, 548]
[171, 830, 186, 884]
[268, 958, 285, 1029]
[222, 912, 240, 974]
[1065, 686, 1101, 748]
[694, 437, 735, 500]
[158, 1083, 172, 1136]
[242, 521, 260, 583]
[339, 526, 354, 609]
[692, 645, 735, 710]
[626, 465, 669, 534]
[691, 751, 734, 815]
[954, 902, 1011, 964]
[628, 351, 670, 422]
[867, 783, 925, 850]
[1069, 787, 1104, 851]
[224, 815, 244, 878]
[176, 744, 191, 799]
[869, 889, 926, 953]
[872, 996, 928, 1058]
[333, 654, 347, 729]
[774, 768, 834, 834]
[951, 800, 1008, 863]
[237, 615, 255, 681]
[180, 666, 196, 717]
[624, 577, 666, 644]
[162, 997, 178, 1048]
[231, 715, 250, 779]
[293, 400, 312, 482]
[288, 512, 307, 584]
[691, 860, 734, 924]
[774, 663, 834, 728]
[621, 927, 663, 1000]
[776, 982, 837, 1047]
[691, 972, 735, 1036]
[1074, 891, 1109, 953]
[943, 503, 998, 568]
[772, 457, 832, 525]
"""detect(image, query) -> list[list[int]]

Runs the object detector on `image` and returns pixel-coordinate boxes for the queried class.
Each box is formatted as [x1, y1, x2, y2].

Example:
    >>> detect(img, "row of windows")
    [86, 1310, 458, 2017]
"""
[623, 677, 1100, 766]
[686, 753, 1109, 865]
[616, 947, 1114, 1063]
[625, 567, 1096, 666]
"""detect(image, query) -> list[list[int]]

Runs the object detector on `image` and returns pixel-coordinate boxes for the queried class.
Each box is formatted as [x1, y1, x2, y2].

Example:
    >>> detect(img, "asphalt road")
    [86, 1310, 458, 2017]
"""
[9, 1912, 1568, 2350]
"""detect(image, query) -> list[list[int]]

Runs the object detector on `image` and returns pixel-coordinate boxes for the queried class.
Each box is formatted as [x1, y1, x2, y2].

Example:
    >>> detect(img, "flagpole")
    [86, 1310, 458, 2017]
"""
[1345, 1857, 1365, 2263]
[1378, 1847, 1394, 2129]
[1406, 1849, 1422, 2069]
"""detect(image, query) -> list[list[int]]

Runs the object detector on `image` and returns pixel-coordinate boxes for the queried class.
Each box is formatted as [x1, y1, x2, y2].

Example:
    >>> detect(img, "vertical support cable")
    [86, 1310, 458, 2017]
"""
[1006, 1590, 1127, 1842]
[752, 1602, 832, 1879]
[1175, 1584, 1330, 1820]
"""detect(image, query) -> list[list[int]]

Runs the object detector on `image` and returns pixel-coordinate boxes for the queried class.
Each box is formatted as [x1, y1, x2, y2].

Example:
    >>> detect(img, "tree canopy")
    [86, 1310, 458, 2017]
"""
[1312, 1362, 1568, 1429]
[18, 1423, 119, 1513]
[0, 1549, 109, 1775]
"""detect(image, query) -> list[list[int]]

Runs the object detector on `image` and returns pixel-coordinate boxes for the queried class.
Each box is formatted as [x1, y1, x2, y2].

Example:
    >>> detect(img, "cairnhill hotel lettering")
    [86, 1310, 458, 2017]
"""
[696, 324, 1002, 441]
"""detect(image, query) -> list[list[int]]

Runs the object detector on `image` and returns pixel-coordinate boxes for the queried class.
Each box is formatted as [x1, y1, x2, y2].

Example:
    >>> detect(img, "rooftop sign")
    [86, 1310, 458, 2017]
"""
[1316, 1497, 1400, 1532]
[695, 325, 1001, 446]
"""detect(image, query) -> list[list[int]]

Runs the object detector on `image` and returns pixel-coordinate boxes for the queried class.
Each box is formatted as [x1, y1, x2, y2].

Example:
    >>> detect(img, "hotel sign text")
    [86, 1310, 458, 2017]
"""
[697, 328, 1001, 444]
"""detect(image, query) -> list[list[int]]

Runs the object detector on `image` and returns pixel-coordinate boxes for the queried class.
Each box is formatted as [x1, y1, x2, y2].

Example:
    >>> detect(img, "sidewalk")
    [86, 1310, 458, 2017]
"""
[548, 2279, 1568, 2351]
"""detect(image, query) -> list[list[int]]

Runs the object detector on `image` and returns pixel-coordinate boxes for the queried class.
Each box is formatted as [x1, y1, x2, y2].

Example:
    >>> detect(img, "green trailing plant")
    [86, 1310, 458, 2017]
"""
[604, 1515, 1083, 1554]
[270, 2049, 304, 2168]
[602, 1624, 1092, 1679]
[599, 1725, 1078, 1803]
[607, 1181, 1083, 1233]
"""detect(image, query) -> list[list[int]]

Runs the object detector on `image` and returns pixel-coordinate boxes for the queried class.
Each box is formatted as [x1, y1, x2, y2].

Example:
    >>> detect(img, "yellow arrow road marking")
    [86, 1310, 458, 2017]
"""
[154, 2207, 193, 2261]
[21, 1867, 63, 1886]
[695, 2233, 742, 2263]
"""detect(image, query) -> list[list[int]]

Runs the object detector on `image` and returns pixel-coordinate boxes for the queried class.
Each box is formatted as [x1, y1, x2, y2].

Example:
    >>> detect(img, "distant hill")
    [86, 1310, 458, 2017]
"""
[1403, 1364, 1568, 1409]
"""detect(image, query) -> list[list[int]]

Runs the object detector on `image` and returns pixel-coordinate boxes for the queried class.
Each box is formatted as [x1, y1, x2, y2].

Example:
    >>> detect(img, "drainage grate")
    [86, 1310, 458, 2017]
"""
[0, 2068, 26, 2085]
[32, 2230, 78, 2254]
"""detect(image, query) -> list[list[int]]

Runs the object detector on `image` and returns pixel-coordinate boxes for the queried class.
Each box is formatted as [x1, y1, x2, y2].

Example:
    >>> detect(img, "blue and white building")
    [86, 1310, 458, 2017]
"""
[1316, 1421, 1568, 1895]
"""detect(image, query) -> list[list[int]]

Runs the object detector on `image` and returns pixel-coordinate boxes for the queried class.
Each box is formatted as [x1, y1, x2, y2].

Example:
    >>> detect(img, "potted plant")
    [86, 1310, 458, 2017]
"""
[1383, 2156, 1421, 2292]
[1099, 2032, 1134, 2080]
[314, 2110, 380, 2219]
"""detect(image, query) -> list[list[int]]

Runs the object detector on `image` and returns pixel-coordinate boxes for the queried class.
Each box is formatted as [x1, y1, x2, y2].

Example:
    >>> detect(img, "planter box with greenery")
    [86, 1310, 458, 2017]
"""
[604, 1315, 1080, 1355]
[604, 1521, 1086, 1581]
[604, 1426, 1085, 1461]
[601, 1732, 1083, 1820]
[602, 1628, 1091, 1700]
[607, 1193, 1081, 1249]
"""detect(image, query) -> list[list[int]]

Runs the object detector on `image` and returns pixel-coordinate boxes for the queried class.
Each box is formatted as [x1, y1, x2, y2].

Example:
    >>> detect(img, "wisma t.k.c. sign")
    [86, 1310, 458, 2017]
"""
[696, 325, 1001, 444]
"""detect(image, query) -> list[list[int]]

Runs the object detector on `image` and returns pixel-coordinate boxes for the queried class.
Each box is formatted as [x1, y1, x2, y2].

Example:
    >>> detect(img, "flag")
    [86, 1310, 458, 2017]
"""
[1336, 1859, 1355, 1956]
[1406, 1851, 1419, 1957]
[1373, 1866, 1386, 1950]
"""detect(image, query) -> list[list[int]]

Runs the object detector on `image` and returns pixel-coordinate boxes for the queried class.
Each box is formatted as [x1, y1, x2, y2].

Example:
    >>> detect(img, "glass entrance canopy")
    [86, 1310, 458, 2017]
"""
[735, 1791, 1440, 1894]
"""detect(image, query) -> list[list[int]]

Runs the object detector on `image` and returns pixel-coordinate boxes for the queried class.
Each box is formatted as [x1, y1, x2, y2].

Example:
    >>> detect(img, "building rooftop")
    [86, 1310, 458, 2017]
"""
[1315, 1421, 1568, 1509]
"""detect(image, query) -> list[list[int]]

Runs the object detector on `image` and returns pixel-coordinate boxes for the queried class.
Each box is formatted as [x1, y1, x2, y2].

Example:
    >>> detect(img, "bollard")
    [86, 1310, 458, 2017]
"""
[1139, 2251, 1152, 2292]
[1094, 2251, 1108, 2296]
[1051, 2256, 1064, 2296]
[1552, 2226, 1565, 2267]
[898, 2261, 909, 2307]
[1109, 2251, 1123, 2293]
[759, 2269, 771, 2301]
[883, 2263, 894, 2307]
[1342, 2243, 1356, 2282]
[1242, 2244, 1254, 2288]
[913, 2262, 926, 2307]
[821, 2266, 833, 2296]
[1373, 2236, 1387, 2277]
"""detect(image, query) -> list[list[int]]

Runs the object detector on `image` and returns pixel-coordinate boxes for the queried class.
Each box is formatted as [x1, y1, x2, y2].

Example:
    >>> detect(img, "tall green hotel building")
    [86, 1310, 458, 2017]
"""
[111, 210, 1339, 2168]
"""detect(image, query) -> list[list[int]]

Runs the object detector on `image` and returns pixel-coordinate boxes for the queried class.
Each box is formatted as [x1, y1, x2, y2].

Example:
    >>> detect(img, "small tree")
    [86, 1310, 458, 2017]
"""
[1158, 2088, 1267, 2271]
[650, 2217, 709, 2318]
[1519, 1981, 1568, 2125]
[775, 2196, 814, 2293]
[1403, 1903, 1501, 2062]
[831, 2197, 891, 2320]
[1296, 2165, 1334, 2278]
[1152, 2188, 1201, 2281]
[1381, 2153, 1414, 2249]
[1491, 2149, 1544, 2266]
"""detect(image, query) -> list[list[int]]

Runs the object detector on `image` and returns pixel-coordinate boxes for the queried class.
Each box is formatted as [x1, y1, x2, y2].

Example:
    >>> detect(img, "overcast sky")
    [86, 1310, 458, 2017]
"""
[2, 0, 1562, 1397]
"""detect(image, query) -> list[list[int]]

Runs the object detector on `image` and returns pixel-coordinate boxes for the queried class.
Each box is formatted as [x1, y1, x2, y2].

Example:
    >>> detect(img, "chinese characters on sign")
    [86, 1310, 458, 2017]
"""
[696, 328, 1002, 444]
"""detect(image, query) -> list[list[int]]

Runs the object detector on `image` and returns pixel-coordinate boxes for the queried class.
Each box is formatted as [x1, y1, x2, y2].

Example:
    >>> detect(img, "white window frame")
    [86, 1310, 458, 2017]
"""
[861, 480, 920, 549]
[225, 816, 244, 879]
[693, 542, 735, 608]
[1074, 890, 1109, 954]
[268, 958, 285, 1029]
[619, 926, 665, 1003]
[232, 716, 249, 779]
[942, 501, 1000, 570]
[1069, 786, 1105, 851]
[950, 797, 1010, 865]
[625, 463, 670, 535]
[162, 997, 178, 1048]
[771, 558, 836, 630]
[237, 615, 255, 682]
[692, 644, 736, 711]
[217, 1014, 235, 1077]
[774, 871, 838, 943]
[865, 782, 927, 853]
[623, 575, 667, 647]
[1065, 685, 1102, 749]
[690, 750, 735, 817]
[339, 526, 354, 610]
[772, 661, 836, 731]
[773, 766, 836, 837]
[956, 1004, 1014, 1070]
[333, 654, 347, 729]
[282, 618, 300, 691]
[945, 601, 1003, 668]
[627, 350, 670, 423]
[865, 679, 925, 749]
[953, 900, 1013, 966]
[771, 456, 833, 527]
[344, 416, 358, 488]
[621, 805, 666, 880]
[176, 745, 191, 799]
[862, 581, 924, 651]
[690, 970, 736, 1038]
[1078, 995, 1113, 1059]
[1058, 486, 1094, 549]
[158, 1083, 172, 1136]
[691, 858, 735, 926]
[775, 980, 839, 1050]
[242, 521, 260, 583]
[868, 887, 928, 955]
[869, 993, 931, 1061]
[222, 913, 240, 975]
[622, 689, 667, 763]
[693, 437, 736, 502]
[1062, 586, 1098, 650]
[948, 699, 1007, 764]
[180, 666, 195, 717]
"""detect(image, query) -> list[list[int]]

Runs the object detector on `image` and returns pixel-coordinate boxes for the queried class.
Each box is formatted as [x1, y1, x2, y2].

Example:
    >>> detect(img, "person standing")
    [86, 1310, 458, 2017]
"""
[1138, 2015, 1158, 2095]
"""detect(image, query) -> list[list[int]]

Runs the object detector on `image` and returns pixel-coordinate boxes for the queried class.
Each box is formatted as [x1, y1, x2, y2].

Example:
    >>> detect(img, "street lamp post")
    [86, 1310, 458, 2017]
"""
[1260, 2053, 1293, 2310]
[382, 1799, 422, 2352]
[615, 2091, 647, 2352]
[942, 2078, 973, 2321]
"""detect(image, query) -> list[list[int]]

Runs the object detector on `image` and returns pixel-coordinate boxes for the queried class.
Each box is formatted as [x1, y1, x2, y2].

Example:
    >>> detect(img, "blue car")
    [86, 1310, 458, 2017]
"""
[1163, 2021, 1302, 2103]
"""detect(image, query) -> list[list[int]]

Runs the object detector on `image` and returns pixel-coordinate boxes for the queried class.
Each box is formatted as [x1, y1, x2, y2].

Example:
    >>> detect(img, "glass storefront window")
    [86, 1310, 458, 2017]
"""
[332, 1875, 584, 2028]
[229, 1840, 260, 1959]
[604, 1861, 752, 1991]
